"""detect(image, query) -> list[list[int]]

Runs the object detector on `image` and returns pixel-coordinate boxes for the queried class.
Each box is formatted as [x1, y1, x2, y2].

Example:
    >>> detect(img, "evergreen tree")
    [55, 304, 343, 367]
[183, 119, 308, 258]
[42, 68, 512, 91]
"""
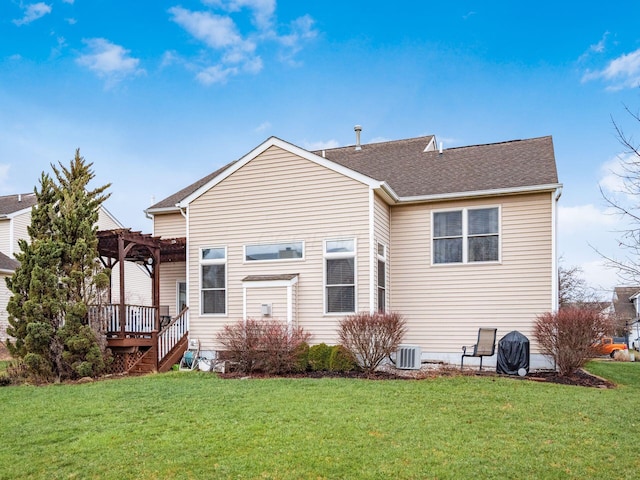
[6, 150, 111, 382]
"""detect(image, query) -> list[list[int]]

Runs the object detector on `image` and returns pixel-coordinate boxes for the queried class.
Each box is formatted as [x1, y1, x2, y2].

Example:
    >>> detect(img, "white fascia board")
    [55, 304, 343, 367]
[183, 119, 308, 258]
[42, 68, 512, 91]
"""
[241, 276, 299, 289]
[178, 136, 383, 208]
[5, 206, 33, 219]
[145, 206, 181, 215]
[394, 183, 563, 204]
[0, 268, 15, 274]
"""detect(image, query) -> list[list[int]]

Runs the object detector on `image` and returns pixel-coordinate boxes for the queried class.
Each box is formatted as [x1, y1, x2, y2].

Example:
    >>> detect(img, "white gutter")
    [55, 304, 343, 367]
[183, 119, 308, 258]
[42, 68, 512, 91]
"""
[389, 183, 563, 205]
[551, 186, 563, 311]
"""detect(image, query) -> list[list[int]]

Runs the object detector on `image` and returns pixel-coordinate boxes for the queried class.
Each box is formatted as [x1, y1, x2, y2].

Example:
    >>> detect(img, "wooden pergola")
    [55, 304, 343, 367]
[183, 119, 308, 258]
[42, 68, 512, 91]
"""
[96, 229, 186, 336]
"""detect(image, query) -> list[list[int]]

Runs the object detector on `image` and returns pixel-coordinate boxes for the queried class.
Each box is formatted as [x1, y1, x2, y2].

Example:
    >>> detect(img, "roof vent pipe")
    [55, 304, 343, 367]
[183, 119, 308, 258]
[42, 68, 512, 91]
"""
[354, 125, 362, 151]
[18, 194, 21, 202]
[439, 142, 443, 154]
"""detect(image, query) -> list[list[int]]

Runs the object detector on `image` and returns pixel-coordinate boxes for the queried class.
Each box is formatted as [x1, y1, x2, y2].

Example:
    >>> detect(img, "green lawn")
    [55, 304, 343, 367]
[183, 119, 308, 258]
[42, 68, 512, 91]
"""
[0, 362, 639, 479]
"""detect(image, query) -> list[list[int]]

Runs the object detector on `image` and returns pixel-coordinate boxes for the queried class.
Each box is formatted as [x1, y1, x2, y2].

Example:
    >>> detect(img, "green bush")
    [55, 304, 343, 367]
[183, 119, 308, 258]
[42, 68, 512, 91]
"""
[308, 343, 332, 371]
[293, 342, 310, 372]
[329, 345, 357, 372]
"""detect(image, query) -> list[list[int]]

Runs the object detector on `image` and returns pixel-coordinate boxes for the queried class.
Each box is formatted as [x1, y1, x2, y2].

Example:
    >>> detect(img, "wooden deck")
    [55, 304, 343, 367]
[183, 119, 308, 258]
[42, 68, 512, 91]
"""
[89, 304, 189, 374]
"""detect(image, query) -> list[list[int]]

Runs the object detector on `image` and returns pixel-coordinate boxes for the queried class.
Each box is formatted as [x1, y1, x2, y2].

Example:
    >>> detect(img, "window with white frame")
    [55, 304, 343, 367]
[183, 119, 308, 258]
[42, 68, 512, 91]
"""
[245, 241, 304, 261]
[433, 207, 499, 264]
[377, 243, 386, 312]
[200, 247, 226, 314]
[325, 239, 356, 314]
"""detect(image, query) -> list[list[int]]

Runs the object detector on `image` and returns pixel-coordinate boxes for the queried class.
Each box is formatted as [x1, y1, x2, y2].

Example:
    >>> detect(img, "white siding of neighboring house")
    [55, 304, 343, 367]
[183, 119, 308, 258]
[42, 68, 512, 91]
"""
[0, 220, 10, 257]
[0, 273, 12, 341]
[154, 212, 186, 238]
[159, 261, 186, 318]
[11, 210, 31, 256]
[187, 145, 371, 350]
[390, 191, 554, 361]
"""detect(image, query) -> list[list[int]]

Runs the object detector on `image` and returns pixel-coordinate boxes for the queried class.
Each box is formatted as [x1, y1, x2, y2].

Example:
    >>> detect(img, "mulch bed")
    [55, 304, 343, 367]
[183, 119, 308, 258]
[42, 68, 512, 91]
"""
[218, 366, 616, 388]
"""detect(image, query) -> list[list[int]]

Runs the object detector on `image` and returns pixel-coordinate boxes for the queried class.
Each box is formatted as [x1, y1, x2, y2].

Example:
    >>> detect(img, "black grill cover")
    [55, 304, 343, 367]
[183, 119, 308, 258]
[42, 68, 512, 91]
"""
[496, 331, 530, 375]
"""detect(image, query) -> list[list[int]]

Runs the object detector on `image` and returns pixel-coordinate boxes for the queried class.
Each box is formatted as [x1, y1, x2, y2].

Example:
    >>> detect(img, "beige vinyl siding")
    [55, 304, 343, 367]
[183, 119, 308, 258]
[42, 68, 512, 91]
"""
[374, 193, 391, 311]
[154, 212, 186, 238]
[245, 286, 290, 320]
[390, 192, 553, 354]
[188, 145, 370, 349]
[159, 261, 186, 317]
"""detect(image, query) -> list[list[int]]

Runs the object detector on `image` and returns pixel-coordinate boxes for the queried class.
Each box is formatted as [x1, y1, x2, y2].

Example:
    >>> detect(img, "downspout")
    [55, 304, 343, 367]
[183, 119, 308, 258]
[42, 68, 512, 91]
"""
[551, 186, 563, 312]
[178, 205, 190, 329]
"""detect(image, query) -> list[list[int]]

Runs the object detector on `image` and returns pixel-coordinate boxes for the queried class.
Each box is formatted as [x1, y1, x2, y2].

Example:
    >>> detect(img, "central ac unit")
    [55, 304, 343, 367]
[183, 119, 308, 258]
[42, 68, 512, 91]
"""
[396, 345, 421, 370]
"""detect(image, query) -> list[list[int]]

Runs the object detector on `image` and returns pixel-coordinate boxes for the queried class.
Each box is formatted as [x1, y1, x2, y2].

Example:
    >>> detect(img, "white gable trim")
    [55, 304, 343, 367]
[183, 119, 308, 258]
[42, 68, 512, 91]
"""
[178, 137, 384, 208]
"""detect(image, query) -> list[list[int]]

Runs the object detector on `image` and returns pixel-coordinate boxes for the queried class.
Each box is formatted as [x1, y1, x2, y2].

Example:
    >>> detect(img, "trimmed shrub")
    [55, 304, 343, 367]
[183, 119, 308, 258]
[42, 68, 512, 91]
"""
[293, 342, 310, 372]
[534, 307, 613, 376]
[338, 312, 406, 374]
[308, 343, 332, 371]
[329, 345, 357, 372]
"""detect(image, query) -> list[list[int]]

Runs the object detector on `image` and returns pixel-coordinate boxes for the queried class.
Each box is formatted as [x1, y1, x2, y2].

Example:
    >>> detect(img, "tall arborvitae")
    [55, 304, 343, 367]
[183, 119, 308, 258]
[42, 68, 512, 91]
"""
[6, 150, 111, 382]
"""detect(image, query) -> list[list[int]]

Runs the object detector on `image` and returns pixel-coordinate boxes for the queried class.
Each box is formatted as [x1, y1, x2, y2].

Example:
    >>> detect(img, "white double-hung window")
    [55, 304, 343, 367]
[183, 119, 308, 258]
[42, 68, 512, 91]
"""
[433, 207, 500, 264]
[324, 239, 356, 314]
[200, 247, 226, 315]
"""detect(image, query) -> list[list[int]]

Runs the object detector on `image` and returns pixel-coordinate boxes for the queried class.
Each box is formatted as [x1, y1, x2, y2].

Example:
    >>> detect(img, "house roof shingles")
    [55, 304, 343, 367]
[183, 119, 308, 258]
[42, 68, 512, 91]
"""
[148, 135, 558, 211]
[0, 251, 19, 272]
[0, 193, 37, 216]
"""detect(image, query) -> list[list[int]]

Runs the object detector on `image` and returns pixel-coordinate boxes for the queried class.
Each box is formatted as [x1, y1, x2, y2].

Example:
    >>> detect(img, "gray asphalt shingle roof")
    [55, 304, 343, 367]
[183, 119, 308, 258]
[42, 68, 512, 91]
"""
[148, 135, 558, 211]
[0, 193, 37, 216]
[0, 251, 19, 272]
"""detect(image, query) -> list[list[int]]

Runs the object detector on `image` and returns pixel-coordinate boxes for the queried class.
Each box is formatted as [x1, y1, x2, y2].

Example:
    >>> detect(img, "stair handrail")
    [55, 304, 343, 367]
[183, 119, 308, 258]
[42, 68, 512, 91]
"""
[158, 307, 189, 362]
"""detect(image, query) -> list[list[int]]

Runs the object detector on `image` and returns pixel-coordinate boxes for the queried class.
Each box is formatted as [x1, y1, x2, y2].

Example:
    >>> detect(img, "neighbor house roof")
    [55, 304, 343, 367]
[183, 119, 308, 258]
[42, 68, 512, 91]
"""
[147, 134, 559, 213]
[0, 251, 19, 273]
[613, 286, 640, 320]
[0, 193, 37, 217]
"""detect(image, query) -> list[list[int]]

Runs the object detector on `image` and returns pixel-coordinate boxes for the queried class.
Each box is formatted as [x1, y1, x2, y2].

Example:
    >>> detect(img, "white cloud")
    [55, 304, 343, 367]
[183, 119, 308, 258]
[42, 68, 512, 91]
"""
[275, 14, 317, 65]
[559, 204, 618, 235]
[204, 0, 276, 31]
[582, 48, 640, 90]
[76, 38, 144, 84]
[62, 0, 74, 3]
[169, 7, 249, 50]
[168, 3, 316, 84]
[65, 17, 77, 25]
[302, 139, 340, 150]
[255, 121, 271, 133]
[13, 2, 52, 26]
[196, 65, 238, 85]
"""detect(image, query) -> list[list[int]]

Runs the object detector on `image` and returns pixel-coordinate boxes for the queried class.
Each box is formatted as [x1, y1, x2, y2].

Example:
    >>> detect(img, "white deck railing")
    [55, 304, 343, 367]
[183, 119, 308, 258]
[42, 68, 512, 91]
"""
[89, 304, 157, 334]
[158, 308, 189, 361]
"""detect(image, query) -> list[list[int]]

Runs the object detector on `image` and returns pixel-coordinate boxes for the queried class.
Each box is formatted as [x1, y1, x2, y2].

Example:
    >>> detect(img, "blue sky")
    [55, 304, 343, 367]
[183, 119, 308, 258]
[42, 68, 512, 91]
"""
[2, 1, 640, 295]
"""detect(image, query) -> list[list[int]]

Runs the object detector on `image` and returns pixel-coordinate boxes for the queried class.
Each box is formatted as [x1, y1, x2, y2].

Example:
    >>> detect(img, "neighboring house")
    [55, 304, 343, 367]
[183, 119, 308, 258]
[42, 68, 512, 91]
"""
[0, 193, 152, 342]
[146, 132, 562, 369]
[612, 286, 640, 348]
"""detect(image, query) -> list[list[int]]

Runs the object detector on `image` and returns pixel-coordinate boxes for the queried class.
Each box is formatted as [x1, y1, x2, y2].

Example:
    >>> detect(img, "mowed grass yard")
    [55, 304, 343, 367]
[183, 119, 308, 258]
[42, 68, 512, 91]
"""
[0, 362, 639, 479]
